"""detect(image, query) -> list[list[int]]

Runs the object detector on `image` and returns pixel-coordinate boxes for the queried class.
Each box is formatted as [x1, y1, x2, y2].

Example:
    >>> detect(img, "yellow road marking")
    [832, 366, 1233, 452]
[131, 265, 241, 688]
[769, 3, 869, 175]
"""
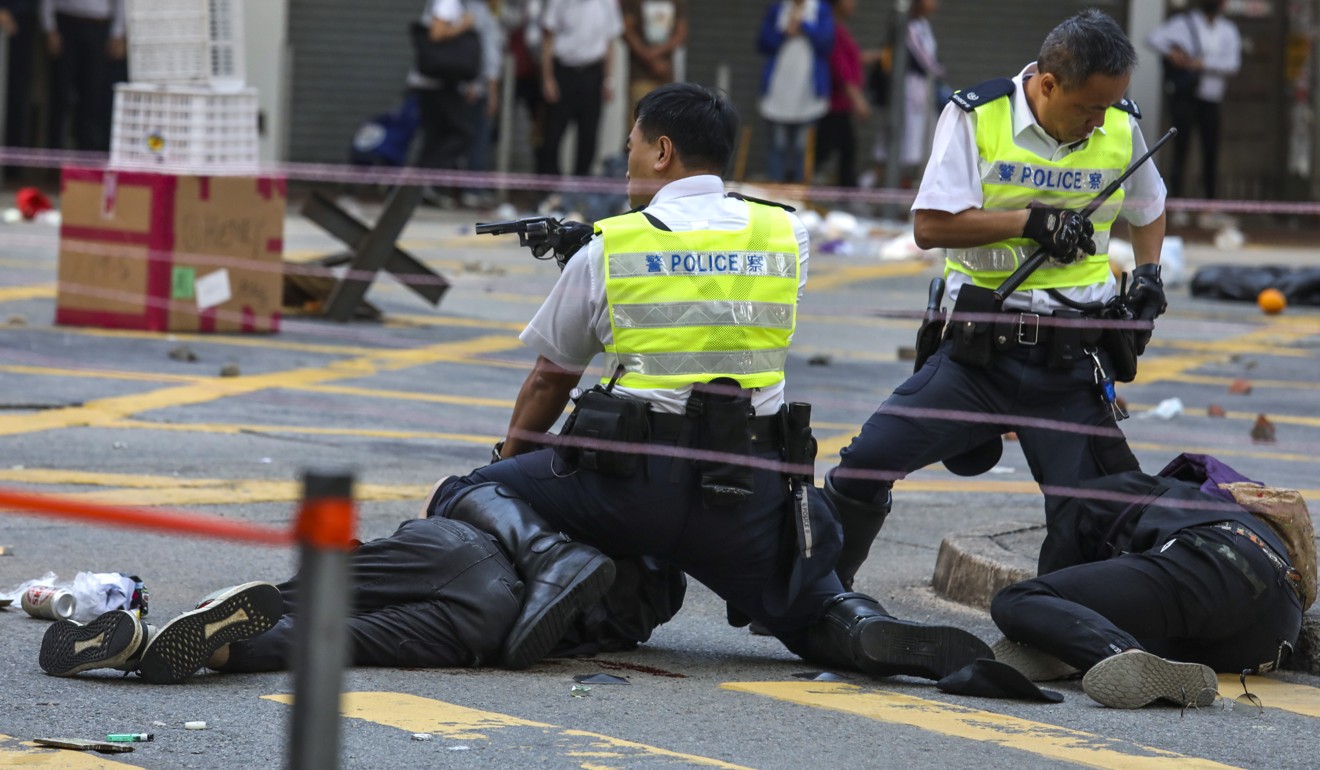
[106, 419, 498, 445]
[1221, 675, 1320, 719]
[725, 682, 1240, 770]
[0, 284, 55, 302]
[1146, 374, 1320, 394]
[0, 335, 523, 438]
[296, 383, 514, 408]
[807, 260, 929, 292]
[0, 363, 204, 385]
[0, 733, 138, 768]
[263, 692, 753, 769]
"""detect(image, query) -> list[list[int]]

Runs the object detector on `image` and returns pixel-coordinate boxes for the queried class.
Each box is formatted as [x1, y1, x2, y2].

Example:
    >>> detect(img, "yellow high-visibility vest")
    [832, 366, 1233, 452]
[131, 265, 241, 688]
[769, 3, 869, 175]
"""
[945, 94, 1134, 291]
[596, 202, 800, 389]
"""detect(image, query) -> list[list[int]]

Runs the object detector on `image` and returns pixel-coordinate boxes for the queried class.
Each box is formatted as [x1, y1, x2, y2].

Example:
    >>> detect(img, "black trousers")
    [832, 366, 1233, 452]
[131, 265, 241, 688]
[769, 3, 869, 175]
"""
[992, 525, 1303, 673]
[815, 110, 858, 188]
[1168, 95, 1222, 200]
[4, 10, 38, 152]
[432, 445, 845, 656]
[47, 13, 113, 152]
[831, 340, 1138, 507]
[537, 60, 604, 177]
[413, 84, 473, 170]
[220, 517, 523, 672]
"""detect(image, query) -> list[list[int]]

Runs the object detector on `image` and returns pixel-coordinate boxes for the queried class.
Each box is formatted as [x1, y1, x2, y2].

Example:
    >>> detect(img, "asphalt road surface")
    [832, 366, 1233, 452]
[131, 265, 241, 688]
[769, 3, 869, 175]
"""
[2, 203, 1319, 769]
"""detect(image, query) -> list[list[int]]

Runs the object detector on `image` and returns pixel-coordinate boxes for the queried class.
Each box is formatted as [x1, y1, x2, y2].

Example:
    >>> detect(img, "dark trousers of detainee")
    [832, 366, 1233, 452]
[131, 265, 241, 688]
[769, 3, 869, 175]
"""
[432, 445, 845, 656]
[992, 524, 1303, 673]
[219, 518, 523, 672]
[832, 340, 1138, 507]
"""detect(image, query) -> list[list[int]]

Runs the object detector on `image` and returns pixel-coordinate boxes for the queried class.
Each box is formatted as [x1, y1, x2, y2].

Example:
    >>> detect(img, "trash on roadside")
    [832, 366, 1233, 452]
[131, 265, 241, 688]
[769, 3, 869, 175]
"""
[573, 673, 630, 685]
[988, 466, 1017, 475]
[219, 363, 241, 377]
[0, 545, 12, 556]
[410, 733, 433, 741]
[184, 721, 208, 730]
[1191, 265, 1320, 306]
[1207, 404, 1227, 418]
[447, 746, 472, 751]
[168, 345, 199, 363]
[5, 314, 26, 326]
[1136, 398, 1184, 420]
[113, 442, 128, 449]
[1228, 379, 1252, 395]
[569, 684, 592, 698]
[33, 738, 133, 754]
[807, 354, 832, 366]
[21, 585, 76, 620]
[106, 733, 153, 743]
[16, 187, 53, 220]
[792, 671, 849, 682]
[1250, 414, 1276, 444]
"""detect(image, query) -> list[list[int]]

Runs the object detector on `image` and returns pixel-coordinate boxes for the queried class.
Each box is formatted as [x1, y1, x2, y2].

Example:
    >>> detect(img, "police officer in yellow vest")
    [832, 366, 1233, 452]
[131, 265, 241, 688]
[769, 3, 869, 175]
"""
[428, 82, 991, 677]
[825, 10, 1170, 589]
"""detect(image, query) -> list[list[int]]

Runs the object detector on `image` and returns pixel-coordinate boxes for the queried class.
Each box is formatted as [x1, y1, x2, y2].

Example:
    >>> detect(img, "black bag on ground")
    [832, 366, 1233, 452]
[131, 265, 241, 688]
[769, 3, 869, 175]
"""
[409, 20, 482, 82]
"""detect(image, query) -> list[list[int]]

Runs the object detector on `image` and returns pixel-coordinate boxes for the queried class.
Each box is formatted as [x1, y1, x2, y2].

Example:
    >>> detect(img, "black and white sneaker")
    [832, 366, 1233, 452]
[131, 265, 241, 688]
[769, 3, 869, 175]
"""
[136, 582, 282, 685]
[40, 610, 149, 677]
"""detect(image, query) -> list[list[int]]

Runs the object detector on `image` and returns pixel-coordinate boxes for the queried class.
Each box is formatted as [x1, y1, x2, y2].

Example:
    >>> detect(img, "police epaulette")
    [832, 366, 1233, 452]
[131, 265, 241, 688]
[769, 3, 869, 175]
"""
[1112, 97, 1142, 118]
[726, 191, 796, 212]
[949, 78, 1015, 112]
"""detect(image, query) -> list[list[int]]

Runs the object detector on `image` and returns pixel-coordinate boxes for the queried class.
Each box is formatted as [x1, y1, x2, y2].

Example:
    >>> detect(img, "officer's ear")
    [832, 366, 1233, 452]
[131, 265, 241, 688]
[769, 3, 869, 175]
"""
[655, 136, 675, 173]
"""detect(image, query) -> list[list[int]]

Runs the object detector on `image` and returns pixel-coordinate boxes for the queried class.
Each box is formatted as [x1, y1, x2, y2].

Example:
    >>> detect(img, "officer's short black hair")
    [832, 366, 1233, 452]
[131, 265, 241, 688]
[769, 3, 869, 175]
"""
[633, 83, 739, 174]
[1037, 9, 1138, 90]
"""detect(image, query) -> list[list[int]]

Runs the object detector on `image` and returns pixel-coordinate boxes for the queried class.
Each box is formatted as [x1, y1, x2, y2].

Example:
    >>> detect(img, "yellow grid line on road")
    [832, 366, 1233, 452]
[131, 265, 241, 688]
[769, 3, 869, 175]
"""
[0, 283, 55, 302]
[725, 682, 1242, 770]
[263, 692, 754, 769]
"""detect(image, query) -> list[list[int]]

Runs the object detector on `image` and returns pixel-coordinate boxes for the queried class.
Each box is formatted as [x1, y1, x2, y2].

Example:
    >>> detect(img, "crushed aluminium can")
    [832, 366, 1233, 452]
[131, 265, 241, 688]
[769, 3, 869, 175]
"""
[21, 585, 76, 620]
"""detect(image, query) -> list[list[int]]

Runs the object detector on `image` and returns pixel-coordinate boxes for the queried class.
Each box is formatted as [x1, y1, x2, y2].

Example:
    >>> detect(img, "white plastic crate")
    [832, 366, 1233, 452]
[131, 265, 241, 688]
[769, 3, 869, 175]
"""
[111, 84, 260, 173]
[126, 0, 245, 90]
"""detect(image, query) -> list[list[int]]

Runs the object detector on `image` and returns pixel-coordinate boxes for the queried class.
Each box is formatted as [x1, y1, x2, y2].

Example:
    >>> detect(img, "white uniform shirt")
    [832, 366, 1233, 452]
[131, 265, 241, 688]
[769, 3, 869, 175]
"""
[520, 174, 811, 416]
[912, 62, 1167, 312]
[542, 0, 623, 66]
[1147, 10, 1242, 103]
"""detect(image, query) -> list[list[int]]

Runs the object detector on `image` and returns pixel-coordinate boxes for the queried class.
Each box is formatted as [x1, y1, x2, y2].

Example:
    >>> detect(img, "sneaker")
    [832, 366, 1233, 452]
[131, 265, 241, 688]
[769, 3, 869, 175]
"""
[854, 616, 993, 680]
[991, 637, 1080, 682]
[136, 582, 282, 685]
[1082, 649, 1218, 709]
[39, 610, 149, 677]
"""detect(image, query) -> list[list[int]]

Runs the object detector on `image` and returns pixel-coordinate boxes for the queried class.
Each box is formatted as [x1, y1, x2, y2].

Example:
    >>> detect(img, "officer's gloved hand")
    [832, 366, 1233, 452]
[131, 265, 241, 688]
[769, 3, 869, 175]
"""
[1022, 204, 1095, 264]
[555, 221, 596, 264]
[1125, 263, 1167, 355]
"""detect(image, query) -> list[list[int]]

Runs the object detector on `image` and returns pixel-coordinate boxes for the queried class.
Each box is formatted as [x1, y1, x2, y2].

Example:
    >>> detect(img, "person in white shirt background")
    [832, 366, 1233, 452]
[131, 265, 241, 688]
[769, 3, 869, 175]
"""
[1147, 0, 1241, 201]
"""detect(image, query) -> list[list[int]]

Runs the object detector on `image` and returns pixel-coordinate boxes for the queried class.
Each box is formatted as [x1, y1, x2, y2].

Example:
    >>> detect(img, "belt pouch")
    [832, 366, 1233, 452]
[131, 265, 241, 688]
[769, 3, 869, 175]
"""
[947, 284, 996, 367]
[1099, 305, 1139, 382]
[691, 379, 755, 508]
[1047, 310, 1103, 370]
[559, 388, 650, 477]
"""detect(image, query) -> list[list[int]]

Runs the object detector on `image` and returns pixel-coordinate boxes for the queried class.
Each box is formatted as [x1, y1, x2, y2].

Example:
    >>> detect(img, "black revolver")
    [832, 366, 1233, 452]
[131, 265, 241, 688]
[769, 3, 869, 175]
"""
[475, 216, 595, 270]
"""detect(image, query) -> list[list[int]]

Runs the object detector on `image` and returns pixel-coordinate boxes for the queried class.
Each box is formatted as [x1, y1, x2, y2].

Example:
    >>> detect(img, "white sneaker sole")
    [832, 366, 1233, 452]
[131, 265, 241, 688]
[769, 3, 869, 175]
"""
[1082, 650, 1218, 709]
[991, 637, 1080, 682]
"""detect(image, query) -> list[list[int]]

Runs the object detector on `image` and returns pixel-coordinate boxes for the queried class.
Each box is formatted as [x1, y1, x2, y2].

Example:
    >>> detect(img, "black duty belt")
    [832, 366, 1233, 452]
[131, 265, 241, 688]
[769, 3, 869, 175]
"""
[1212, 521, 1303, 597]
[648, 412, 783, 447]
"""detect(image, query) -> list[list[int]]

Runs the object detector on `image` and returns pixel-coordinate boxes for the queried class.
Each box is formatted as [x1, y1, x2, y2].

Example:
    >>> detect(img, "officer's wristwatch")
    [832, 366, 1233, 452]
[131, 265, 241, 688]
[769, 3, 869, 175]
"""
[491, 440, 506, 464]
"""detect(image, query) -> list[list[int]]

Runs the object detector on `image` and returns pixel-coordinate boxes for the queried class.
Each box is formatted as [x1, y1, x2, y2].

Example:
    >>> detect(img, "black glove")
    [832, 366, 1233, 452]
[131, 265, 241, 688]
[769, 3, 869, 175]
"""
[491, 440, 506, 464]
[1125, 263, 1166, 355]
[556, 221, 596, 264]
[1022, 205, 1096, 264]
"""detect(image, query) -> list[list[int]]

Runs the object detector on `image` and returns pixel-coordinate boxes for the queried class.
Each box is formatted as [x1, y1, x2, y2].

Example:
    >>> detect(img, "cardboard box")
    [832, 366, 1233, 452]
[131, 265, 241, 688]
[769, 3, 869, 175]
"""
[56, 168, 285, 332]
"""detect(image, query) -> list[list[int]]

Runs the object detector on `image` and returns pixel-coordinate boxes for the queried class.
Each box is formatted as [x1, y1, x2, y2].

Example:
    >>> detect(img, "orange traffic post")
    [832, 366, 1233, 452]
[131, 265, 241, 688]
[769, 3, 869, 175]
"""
[288, 471, 356, 770]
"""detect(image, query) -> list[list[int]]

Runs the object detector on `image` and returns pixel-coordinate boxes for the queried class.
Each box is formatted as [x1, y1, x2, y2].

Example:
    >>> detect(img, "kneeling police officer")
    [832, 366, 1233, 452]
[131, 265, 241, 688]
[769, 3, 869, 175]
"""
[429, 82, 991, 679]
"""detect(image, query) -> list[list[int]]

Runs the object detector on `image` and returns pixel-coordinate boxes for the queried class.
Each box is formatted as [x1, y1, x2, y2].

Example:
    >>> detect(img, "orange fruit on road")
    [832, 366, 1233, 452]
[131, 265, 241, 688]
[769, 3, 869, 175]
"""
[1258, 288, 1287, 315]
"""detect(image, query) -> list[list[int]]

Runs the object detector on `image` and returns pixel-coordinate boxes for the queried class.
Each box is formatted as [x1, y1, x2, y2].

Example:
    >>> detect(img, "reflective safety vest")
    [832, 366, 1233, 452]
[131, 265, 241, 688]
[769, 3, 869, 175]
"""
[945, 94, 1134, 291]
[596, 202, 800, 389]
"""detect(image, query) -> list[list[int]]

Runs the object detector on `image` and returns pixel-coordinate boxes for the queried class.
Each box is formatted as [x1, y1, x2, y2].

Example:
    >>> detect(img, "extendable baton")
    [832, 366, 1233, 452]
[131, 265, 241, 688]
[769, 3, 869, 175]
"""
[993, 126, 1178, 303]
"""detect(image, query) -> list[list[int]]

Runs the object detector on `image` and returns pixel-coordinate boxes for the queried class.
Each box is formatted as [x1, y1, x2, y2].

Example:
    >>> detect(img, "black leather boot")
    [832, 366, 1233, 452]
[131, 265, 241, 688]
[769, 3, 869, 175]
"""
[806, 593, 992, 680]
[447, 483, 616, 669]
[823, 474, 891, 591]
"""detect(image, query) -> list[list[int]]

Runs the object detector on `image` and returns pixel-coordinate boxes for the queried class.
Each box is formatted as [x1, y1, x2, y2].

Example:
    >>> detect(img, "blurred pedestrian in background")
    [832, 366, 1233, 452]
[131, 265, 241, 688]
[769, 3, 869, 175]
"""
[41, 0, 124, 152]
[756, 0, 833, 183]
[408, 0, 478, 207]
[459, 0, 504, 208]
[814, 0, 866, 188]
[868, 0, 942, 189]
[1147, 0, 1240, 202]
[1, 1, 40, 173]
[537, 0, 622, 178]
[621, 0, 687, 109]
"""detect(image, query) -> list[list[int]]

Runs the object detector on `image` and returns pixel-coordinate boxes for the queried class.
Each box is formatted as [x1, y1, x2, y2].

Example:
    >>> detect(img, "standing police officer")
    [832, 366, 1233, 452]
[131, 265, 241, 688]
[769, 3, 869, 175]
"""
[429, 82, 991, 680]
[825, 10, 1170, 589]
